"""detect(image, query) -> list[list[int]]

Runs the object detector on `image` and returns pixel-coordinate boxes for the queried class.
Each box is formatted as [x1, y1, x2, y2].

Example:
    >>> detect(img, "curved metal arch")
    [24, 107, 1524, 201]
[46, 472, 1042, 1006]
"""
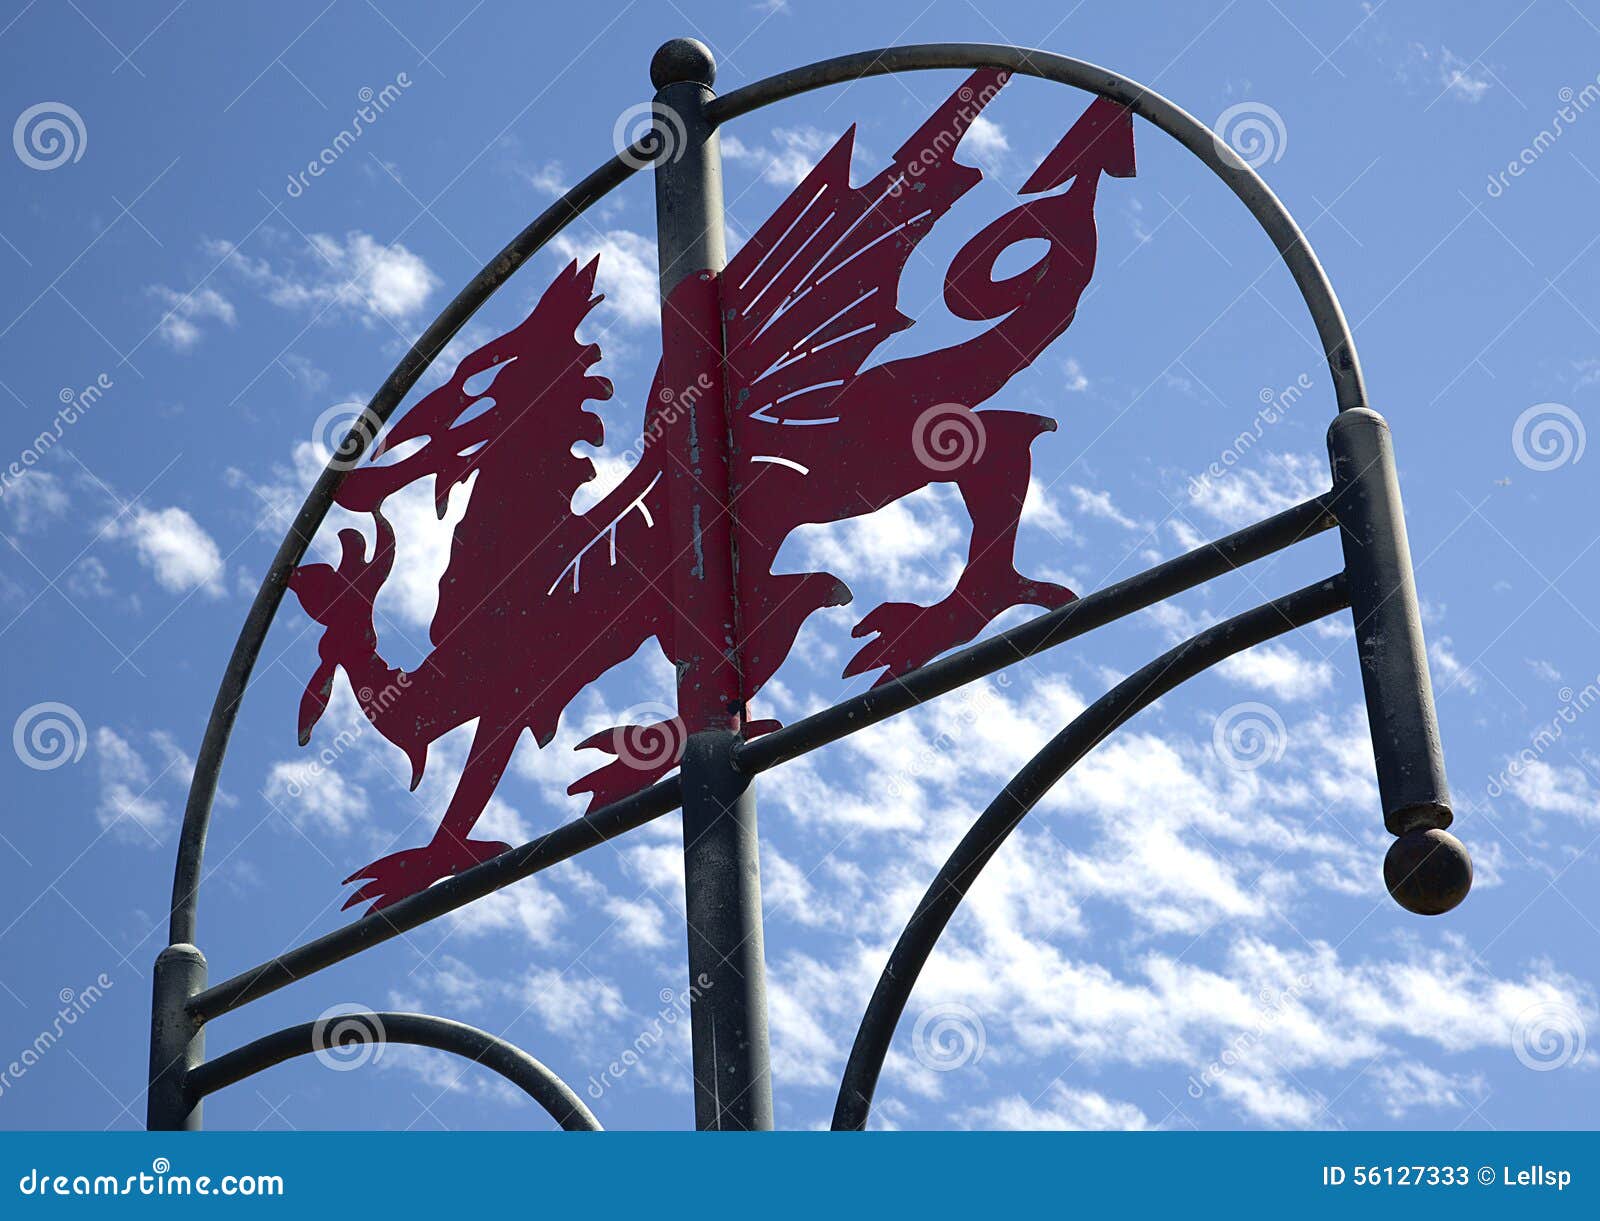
[167, 41, 1366, 949]
[830, 575, 1350, 1130]
[185, 1012, 602, 1131]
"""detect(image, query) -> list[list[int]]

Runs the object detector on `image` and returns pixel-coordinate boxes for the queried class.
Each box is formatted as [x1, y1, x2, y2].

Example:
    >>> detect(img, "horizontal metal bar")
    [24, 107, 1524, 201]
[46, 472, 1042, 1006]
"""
[187, 1012, 600, 1131]
[188, 777, 680, 1022]
[188, 496, 1334, 1023]
[167, 151, 643, 948]
[708, 43, 1366, 411]
[831, 573, 1351, 1130]
[735, 494, 1336, 774]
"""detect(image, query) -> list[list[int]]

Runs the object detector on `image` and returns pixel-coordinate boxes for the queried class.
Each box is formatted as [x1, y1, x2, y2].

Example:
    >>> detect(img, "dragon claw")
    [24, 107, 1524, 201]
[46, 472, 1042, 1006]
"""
[844, 581, 1077, 686]
[568, 717, 688, 812]
[340, 837, 512, 916]
[568, 716, 784, 812]
[842, 601, 946, 684]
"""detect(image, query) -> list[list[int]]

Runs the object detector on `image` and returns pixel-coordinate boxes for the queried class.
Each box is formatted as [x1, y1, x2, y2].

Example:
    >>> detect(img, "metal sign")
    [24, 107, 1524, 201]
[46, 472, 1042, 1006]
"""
[289, 70, 1133, 913]
[150, 38, 1473, 1134]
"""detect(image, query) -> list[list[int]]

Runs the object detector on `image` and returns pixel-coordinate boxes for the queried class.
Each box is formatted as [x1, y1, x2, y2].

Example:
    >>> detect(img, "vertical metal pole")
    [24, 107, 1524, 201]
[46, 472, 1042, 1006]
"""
[147, 942, 206, 1130]
[1327, 407, 1471, 914]
[679, 732, 772, 1130]
[650, 36, 773, 1130]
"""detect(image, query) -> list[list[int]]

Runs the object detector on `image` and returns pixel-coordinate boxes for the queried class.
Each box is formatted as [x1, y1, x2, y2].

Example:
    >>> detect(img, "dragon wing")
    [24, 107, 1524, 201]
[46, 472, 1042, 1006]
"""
[720, 69, 1010, 427]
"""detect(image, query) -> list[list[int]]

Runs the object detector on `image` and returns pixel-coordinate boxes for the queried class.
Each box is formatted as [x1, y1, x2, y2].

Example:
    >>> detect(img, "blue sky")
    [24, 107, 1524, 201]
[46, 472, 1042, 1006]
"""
[2, 0, 1598, 1132]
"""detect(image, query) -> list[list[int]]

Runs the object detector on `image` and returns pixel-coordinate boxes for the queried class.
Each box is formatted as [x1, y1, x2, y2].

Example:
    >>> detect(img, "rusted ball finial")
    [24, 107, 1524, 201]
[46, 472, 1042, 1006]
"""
[651, 37, 716, 89]
[1384, 827, 1472, 915]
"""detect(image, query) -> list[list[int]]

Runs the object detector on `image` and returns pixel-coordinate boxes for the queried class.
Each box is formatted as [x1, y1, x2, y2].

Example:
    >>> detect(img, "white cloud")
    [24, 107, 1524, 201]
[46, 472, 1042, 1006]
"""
[1219, 642, 1334, 701]
[1527, 658, 1562, 684]
[1067, 484, 1142, 531]
[210, 229, 441, 326]
[1429, 635, 1480, 694]
[266, 756, 370, 835]
[1021, 477, 1073, 540]
[723, 126, 840, 186]
[1439, 48, 1491, 102]
[1, 469, 69, 531]
[1367, 1061, 1480, 1119]
[94, 727, 187, 841]
[522, 160, 567, 198]
[149, 285, 236, 351]
[64, 555, 112, 599]
[1506, 760, 1596, 821]
[964, 115, 1010, 162]
[548, 228, 658, 328]
[972, 1083, 1150, 1130]
[104, 505, 225, 597]
[1061, 356, 1088, 392]
[1184, 451, 1325, 531]
[783, 484, 965, 604]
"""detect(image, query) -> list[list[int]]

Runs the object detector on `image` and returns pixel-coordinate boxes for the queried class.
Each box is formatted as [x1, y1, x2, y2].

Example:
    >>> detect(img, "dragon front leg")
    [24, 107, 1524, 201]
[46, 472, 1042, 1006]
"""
[342, 714, 519, 913]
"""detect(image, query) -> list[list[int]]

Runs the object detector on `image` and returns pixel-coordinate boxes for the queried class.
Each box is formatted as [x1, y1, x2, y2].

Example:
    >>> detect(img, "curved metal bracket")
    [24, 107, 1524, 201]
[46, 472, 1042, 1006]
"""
[830, 575, 1350, 1130]
[185, 1012, 601, 1131]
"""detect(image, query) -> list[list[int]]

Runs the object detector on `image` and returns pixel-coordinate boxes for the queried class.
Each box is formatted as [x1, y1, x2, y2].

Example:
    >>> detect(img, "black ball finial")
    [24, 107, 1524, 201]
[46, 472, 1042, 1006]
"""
[651, 37, 716, 89]
[1384, 828, 1472, 916]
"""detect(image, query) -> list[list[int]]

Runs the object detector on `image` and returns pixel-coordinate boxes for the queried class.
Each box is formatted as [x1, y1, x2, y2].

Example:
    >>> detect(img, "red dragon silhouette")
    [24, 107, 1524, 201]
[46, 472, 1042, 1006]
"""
[288, 71, 1135, 912]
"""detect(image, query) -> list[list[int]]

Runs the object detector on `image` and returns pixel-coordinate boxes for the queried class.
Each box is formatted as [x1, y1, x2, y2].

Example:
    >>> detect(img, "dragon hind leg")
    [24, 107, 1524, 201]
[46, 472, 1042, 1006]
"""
[341, 715, 518, 913]
[845, 409, 1074, 684]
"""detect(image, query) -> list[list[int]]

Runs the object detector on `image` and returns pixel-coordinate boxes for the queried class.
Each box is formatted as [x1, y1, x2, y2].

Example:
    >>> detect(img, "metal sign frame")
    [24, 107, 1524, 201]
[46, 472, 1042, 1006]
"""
[148, 38, 1472, 1133]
